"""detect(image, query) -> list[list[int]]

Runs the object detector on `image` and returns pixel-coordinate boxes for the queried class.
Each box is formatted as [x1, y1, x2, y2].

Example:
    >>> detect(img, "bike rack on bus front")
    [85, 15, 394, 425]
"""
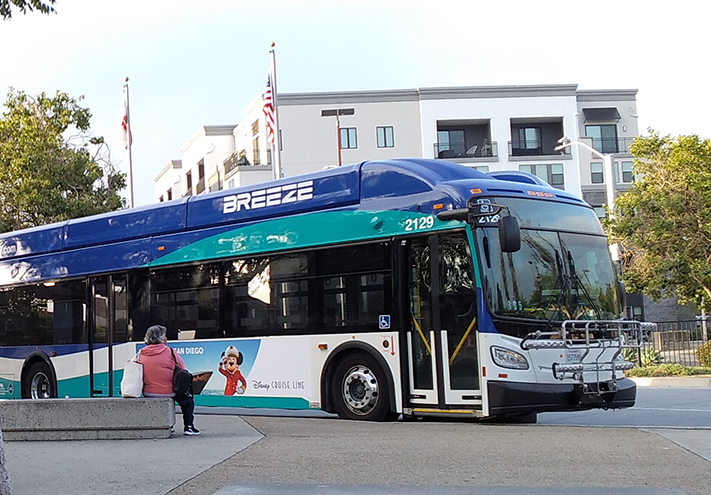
[522, 320, 645, 396]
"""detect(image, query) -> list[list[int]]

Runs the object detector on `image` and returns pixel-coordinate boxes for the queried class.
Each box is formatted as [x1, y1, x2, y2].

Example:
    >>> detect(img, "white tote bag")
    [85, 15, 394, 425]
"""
[120, 352, 144, 398]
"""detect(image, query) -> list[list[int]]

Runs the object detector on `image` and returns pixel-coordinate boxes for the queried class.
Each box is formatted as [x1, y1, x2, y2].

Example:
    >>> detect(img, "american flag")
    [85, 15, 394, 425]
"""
[263, 75, 276, 144]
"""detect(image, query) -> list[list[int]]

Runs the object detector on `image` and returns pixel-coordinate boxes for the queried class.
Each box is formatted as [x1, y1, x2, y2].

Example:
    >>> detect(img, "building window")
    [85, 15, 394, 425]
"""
[593, 207, 606, 219]
[549, 164, 564, 187]
[620, 161, 634, 183]
[626, 305, 643, 321]
[518, 127, 541, 150]
[253, 137, 261, 166]
[519, 163, 565, 189]
[196, 159, 206, 194]
[251, 120, 259, 136]
[376, 126, 394, 148]
[590, 161, 604, 184]
[585, 125, 618, 153]
[340, 128, 357, 149]
[473, 165, 489, 173]
[167, 189, 172, 201]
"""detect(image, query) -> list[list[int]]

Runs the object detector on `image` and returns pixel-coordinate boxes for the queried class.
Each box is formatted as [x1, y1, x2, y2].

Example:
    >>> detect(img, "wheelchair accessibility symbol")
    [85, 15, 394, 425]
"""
[378, 315, 390, 330]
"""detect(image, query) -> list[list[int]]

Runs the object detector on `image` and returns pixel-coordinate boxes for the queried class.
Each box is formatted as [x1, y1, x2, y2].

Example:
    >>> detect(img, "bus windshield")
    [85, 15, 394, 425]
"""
[474, 198, 621, 321]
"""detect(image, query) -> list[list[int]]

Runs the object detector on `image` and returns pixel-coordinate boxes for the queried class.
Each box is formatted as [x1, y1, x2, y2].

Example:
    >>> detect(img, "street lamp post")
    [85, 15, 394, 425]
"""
[555, 137, 619, 261]
[321, 108, 355, 166]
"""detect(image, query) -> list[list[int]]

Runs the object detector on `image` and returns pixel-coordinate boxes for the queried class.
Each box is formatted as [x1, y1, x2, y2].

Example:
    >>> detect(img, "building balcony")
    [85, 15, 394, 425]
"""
[509, 118, 566, 159]
[196, 179, 206, 195]
[208, 172, 222, 192]
[251, 149, 273, 166]
[434, 140, 498, 159]
[436, 121, 494, 160]
[223, 150, 252, 177]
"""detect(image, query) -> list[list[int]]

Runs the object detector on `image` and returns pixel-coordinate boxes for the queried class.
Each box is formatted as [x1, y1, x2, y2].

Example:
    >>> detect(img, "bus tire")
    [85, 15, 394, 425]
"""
[23, 361, 55, 399]
[331, 352, 393, 422]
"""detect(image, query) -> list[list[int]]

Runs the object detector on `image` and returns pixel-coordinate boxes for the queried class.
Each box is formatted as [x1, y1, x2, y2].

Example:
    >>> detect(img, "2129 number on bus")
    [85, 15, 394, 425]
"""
[404, 216, 435, 231]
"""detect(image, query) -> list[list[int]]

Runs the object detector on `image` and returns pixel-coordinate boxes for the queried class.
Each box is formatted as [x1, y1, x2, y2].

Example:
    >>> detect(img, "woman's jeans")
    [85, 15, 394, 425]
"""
[174, 393, 195, 428]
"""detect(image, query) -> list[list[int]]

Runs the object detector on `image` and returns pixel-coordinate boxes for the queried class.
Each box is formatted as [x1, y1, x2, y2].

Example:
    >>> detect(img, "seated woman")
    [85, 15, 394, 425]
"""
[139, 325, 200, 436]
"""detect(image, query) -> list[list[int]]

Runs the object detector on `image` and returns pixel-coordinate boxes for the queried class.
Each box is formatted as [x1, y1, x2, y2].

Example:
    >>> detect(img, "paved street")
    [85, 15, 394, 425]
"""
[539, 387, 711, 429]
[5, 386, 711, 495]
[169, 415, 709, 495]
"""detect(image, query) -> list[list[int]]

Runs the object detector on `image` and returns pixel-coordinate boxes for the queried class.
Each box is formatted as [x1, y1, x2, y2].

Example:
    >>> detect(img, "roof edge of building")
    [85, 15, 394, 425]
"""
[278, 84, 586, 105]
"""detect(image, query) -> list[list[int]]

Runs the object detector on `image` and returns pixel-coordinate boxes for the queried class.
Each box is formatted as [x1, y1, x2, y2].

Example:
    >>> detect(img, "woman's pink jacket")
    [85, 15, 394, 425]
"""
[139, 343, 185, 396]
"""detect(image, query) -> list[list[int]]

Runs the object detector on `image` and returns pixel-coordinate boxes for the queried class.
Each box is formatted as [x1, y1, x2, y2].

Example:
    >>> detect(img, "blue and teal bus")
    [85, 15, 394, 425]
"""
[0, 158, 642, 421]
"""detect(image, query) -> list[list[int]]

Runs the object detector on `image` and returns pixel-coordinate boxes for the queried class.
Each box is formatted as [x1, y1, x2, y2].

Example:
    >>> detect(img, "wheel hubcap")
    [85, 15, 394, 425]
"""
[342, 365, 379, 416]
[30, 372, 51, 399]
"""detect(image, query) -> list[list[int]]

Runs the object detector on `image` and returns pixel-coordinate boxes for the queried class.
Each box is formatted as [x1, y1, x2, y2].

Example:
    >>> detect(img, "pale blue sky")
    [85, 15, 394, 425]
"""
[1, 0, 708, 207]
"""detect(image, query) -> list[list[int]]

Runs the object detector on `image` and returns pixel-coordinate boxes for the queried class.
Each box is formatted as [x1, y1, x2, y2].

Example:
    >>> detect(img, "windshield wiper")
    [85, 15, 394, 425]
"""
[543, 250, 568, 331]
[565, 249, 602, 320]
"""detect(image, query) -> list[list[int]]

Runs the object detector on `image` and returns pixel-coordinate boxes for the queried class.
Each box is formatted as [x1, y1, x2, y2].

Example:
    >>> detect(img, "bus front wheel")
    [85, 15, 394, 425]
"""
[332, 353, 393, 421]
[23, 362, 55, 399]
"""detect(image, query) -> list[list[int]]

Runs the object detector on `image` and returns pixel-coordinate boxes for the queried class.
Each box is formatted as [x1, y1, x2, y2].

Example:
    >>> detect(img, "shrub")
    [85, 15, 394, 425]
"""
[640, 347, 663, 367]
[623, 347, 662, 367]
[696, 341, 711, 367]
[625, 364, 711, 377]
[623, 348, 638, 364]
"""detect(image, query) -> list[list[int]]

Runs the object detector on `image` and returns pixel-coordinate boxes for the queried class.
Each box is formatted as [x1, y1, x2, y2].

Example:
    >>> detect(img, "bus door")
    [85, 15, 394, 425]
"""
[406, 232, 480, 409]
[89, 274, 128, 397]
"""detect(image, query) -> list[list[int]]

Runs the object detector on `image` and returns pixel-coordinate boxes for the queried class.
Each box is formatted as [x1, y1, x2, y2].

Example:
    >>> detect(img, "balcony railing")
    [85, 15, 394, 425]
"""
[434, 141, 498, 159]
[196, 179, 205, 195]
[208, 179, 223, 193]
[509, 141, 571, 157]
[224, 150, 252, 176]
[589, 137, 636, 154]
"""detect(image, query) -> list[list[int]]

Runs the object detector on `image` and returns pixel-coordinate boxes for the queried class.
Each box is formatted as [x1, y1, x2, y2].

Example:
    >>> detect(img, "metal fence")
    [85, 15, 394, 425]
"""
[639, 319, 711, 367]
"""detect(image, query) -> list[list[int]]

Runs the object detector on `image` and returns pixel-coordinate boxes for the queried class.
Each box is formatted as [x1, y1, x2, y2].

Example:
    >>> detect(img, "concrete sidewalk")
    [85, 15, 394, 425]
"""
[630, 376, 711, 387]
[3, 413, 263, 495]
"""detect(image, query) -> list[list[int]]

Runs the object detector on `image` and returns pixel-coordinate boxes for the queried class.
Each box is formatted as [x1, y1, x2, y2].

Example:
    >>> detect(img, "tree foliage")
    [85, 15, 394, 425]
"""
[0, 0, 56, 20]
[0, 89, 126, 233]
[606, 131, 711, 310]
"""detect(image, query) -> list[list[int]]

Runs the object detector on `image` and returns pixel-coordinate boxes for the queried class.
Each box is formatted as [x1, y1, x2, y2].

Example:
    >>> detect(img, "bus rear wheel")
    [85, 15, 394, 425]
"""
[23, 362, 55, 399]
[332, 353, 393, 422]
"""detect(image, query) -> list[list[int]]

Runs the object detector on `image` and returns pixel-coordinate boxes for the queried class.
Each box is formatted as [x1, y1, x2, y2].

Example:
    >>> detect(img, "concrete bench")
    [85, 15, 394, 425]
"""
[0, 397, 175, 441]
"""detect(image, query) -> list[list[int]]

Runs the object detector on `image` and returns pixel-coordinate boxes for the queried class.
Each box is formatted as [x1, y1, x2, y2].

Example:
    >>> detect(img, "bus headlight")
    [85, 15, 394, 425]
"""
[491, 346, 529, 370]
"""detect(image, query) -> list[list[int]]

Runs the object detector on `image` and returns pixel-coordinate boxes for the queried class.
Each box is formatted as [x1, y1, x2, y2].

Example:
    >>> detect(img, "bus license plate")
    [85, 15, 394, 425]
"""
[566, 349, 583, 363]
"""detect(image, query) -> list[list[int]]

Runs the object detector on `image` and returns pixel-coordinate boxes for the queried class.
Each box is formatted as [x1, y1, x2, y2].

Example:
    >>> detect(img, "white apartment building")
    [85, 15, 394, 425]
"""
[155, 83, 681, 320]
[155, 84, 639, 219]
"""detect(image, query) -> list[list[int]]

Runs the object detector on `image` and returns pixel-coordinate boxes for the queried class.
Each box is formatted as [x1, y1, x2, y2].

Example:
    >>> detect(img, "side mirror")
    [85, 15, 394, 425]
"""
[498, 216, 521, 252]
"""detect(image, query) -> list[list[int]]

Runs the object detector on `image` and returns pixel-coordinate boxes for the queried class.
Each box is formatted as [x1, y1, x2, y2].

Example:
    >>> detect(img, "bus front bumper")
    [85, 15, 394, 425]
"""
[487, 377, 636, 417]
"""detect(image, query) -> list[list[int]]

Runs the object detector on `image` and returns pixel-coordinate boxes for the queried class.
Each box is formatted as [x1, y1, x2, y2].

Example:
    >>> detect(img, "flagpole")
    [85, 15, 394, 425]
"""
[124, 77, 135, 208]
[269, 43, 282, 180]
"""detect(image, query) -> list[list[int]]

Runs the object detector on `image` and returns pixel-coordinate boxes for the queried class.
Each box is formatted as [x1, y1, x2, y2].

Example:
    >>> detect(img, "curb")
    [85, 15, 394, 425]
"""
[630, 376, 711, 388]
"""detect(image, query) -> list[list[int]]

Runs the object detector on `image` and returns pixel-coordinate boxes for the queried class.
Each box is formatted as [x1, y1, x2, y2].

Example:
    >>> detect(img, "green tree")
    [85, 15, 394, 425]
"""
[606, 131, 711, 311]
[0, 0, 55, 20]
[0, 89, 126, 233]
